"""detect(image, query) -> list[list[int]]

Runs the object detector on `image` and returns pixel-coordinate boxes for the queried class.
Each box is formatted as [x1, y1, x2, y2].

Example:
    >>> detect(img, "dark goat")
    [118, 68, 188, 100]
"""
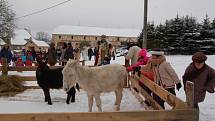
[36, 60, 79, 105]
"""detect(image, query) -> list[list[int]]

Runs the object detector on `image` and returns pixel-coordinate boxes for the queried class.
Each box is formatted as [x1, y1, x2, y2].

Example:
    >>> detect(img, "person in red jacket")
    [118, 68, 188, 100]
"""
[25, 51, 33, 66]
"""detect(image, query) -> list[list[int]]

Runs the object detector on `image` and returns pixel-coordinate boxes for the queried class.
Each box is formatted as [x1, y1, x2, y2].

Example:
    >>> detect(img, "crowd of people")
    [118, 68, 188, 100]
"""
[0, 38, 116, 67]
[0, 44, 45, 66]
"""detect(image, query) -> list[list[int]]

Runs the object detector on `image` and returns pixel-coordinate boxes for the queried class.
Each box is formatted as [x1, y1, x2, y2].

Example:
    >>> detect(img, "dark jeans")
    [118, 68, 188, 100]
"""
[194, 103, 199, 109]
[153, 88, 176, 109]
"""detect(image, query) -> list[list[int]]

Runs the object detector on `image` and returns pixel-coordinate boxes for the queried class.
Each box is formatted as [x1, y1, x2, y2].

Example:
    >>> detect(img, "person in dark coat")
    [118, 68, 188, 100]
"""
[88, 47, 93, 61]
[0, 44, 13, 64]
[47, 42, 57, 66]
[94, 41, 100, 66]
[64, 43, 74, 60]
[31, 48, 37, 61]
[183, 51, 215, 108]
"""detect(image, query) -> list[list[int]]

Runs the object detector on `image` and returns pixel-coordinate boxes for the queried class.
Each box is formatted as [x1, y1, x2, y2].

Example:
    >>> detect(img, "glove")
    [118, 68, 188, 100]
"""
[133, 66, 141, 72]
[176, 83, 182, 91]
[132, 66, 141, 76]
[206, 85, 215, 93]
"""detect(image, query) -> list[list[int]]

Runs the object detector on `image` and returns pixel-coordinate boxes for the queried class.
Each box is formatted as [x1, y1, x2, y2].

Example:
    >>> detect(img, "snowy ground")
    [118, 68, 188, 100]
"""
[0, 55, 215, 121]
[0, 89, 147, 113]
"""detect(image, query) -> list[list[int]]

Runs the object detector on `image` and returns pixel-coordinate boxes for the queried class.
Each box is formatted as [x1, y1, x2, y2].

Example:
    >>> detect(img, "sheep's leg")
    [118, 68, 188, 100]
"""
[71, 87, 76, 103]
[66, 90, 72, 104]
[66, 87, 76, 104]
[43, 88, 52, 105]
[88, 94, 93, 112]
[115, 88, 123, 111]
[43, 88, 48, 102]
[95, 94, 102, 112]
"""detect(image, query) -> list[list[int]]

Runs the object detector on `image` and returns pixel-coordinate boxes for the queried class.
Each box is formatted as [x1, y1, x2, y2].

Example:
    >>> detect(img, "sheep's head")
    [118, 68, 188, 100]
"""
[36, 57, 49, 71]
[62, 59, 79, 92]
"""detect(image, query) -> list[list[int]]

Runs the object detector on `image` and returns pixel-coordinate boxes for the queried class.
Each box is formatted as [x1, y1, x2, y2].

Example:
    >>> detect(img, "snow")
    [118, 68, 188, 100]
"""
[0, 55, 215, 121]
[53, 25, 141, 37]
[10, 29, 29, 45]
[10, 29, 49, 47]
[31, 38, 49, 47]
[0, 38, 6, 45]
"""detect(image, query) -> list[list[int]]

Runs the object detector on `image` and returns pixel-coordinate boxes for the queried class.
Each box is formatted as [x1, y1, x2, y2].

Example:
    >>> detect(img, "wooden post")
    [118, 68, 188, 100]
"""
[81, 60, 85, 66]
[124, 58, 130, 87]
[185, 81, 194, 108]
[1, 58, 8, 76]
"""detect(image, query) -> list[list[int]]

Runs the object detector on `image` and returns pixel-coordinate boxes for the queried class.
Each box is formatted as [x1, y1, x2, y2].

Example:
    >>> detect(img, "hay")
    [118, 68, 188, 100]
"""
[0, 75, 26, 96]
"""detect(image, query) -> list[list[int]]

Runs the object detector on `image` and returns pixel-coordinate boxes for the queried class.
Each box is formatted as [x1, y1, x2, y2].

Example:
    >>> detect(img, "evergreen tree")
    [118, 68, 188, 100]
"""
[211, 18, 215, 30]
[200, 14, 211, 38]
[0, 0, 16, 43]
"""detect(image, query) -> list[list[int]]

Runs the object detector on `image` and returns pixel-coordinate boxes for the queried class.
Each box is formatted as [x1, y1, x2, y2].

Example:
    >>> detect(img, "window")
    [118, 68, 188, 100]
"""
[59, 35, 61, 39]
[84, 36, 86, 40]
[71, 36, 73, 39]
[117, 37, 120, 41]
[95, 37, 97, 40]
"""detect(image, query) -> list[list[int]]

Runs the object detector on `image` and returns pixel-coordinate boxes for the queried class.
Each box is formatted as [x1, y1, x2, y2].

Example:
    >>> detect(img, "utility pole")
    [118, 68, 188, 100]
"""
[143, 0, 148, 48]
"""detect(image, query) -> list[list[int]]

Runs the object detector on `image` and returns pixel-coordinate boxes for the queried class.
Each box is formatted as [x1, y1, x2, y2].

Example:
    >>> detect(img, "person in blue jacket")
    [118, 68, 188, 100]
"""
[0, 44, 13, 64]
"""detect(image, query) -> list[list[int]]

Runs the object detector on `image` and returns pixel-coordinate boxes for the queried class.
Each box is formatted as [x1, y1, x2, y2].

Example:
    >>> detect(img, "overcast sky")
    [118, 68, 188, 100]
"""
[7, 0, 215, 35]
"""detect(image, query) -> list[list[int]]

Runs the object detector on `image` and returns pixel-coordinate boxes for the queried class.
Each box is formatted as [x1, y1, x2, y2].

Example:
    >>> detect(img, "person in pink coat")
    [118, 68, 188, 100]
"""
[126, 48, 149, 72]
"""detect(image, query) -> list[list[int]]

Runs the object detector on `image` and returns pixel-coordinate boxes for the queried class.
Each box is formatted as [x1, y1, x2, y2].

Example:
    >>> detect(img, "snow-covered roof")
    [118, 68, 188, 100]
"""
[53, 25, 141, 37]
[0, 38, 6, 45]
[11, 29, 30, 45]
[31, 38, 49, 47]
[11, 29, 49, 47]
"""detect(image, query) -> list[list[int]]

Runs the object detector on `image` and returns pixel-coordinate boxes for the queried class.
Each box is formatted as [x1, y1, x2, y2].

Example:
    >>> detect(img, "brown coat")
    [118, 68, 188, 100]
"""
[183, 63, 215, 103]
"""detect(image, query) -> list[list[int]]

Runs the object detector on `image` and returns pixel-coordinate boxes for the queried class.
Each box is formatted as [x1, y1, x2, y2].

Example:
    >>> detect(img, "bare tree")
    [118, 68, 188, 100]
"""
[35, 31, 51, 42]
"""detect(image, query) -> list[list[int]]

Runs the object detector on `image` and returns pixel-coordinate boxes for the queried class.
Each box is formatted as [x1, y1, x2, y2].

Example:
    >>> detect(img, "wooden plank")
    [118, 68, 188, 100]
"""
[131, 77, 164, 110]
[130, 88, 145, 104]
[16, 76, 36, 81]
[0, 109, 199, 121]
[186, 81, 194, 108]
[25, 86, 40, 89]
[7, 66, 37, 71]
[134, 75, 187, 109]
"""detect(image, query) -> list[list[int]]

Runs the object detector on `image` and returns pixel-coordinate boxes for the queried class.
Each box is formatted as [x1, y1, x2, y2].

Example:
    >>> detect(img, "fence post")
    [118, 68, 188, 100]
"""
[186, 81, 194, 108]
[82, 60, 85, 66]
[124, 58, 130, 87]
[1, 58, 8, 76]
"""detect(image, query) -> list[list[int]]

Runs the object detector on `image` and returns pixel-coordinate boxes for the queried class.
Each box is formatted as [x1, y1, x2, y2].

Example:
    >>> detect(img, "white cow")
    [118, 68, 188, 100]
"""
[62, 59, 127, 112]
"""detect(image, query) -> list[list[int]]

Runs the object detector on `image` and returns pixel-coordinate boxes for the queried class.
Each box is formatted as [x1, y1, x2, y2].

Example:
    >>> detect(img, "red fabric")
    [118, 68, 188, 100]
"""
[126, 48, 149, 72]
[16, 59, 24, 66]
[126, 57, 149, 71]
[94, 54, 99, 66]
[25, 60, 32, 66]
[138, 70, 154, 87]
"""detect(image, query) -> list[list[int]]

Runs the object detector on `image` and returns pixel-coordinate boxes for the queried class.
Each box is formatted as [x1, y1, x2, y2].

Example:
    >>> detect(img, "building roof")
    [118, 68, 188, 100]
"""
[52, 25, 141, 37]
[0, 38, 6, 45]
[31, 38, 49, 47]
[11, 29, 49, 47]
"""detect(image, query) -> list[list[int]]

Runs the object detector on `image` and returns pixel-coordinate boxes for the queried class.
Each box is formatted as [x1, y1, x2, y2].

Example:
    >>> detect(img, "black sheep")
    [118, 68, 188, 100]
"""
[36, 59, 79, 105]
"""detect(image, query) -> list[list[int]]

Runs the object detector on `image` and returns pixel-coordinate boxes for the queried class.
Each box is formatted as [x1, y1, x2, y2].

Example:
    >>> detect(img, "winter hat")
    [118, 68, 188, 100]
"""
[192, 51, 207, 63]
[150, 48, 164, 56]
[138, 48, 147, 57]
